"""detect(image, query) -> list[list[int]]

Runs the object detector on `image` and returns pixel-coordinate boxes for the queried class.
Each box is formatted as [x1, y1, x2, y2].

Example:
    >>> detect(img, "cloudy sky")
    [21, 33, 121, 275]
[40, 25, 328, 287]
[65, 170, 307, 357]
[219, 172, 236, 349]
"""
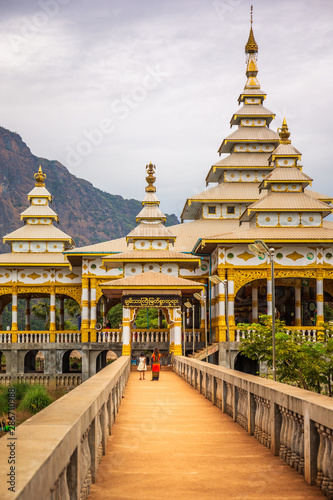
[0, 0, 332, 218]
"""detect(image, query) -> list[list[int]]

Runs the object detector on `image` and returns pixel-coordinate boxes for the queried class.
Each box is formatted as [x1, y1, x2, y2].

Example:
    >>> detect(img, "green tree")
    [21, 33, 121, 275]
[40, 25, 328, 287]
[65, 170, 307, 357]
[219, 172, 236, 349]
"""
[238, 316, 333, 396]
[106, 305, 167, 329]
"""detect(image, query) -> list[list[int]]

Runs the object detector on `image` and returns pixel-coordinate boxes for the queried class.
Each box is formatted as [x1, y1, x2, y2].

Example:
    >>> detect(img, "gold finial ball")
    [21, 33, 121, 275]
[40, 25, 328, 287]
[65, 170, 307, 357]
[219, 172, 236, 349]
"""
[34, 165, 47, 186]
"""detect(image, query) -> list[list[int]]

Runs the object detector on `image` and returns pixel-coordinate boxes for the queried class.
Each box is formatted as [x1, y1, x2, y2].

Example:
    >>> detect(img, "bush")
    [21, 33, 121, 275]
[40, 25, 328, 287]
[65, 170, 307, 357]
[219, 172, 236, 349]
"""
[10, 382, 30, 402]
[0, 387, 9, 413]
[19, 385, 53, 414]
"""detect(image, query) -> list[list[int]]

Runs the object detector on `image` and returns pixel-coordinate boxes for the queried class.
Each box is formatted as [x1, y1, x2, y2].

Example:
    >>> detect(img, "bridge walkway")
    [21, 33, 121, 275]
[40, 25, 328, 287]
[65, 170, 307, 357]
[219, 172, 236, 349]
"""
[89, 371, 323, 500]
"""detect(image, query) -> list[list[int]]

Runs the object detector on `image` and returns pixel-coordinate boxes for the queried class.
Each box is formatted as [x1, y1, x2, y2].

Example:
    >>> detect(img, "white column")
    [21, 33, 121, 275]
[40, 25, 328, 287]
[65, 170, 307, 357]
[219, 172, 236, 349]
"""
[228, 270, 235, 325]
[103, 296, 107, 325]
[90, 278, 97, 329]
[49, 286, 56, 331]
[252, 284, 258, 323]
[59, 297, 64, 330]
[211, 283, 216, 341]
[12, 287, 18, 331]
[81, 277, 89, 341]
[316, 272, 324, 325]
[122, 307, 131, 355]
[295, 280, 301, 326]
[267, 273, 272, 316]
[25, 297, 31, 331]
[173, 308, 182, 355]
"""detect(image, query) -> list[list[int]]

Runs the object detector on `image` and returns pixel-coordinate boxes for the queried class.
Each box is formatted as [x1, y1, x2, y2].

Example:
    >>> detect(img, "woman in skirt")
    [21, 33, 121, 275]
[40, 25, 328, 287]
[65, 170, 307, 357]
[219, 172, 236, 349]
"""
[137, 352, 147, 380]
[151, 348, 161, 381]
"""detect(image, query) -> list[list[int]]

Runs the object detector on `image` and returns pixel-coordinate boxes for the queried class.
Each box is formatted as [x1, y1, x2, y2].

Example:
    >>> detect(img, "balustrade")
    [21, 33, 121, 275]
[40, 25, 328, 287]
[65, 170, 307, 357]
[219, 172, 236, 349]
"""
[0, 357, 130, 499]
[97, 330, 122, 343]
[235, 327, 333, 343]
[173, 356, 333, 498]
[131, 329, 169, 343]
[0, 333, 11, 343]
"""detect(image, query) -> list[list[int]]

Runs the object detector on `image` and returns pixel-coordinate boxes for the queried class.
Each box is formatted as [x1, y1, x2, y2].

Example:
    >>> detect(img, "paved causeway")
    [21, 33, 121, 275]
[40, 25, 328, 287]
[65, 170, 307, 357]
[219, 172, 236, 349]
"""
[89, 371, 323, 500]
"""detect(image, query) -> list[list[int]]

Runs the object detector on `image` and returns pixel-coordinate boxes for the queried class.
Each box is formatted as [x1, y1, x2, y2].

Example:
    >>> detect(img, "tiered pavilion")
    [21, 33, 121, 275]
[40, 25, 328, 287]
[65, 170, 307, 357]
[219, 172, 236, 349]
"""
[0, 20, 332, 378]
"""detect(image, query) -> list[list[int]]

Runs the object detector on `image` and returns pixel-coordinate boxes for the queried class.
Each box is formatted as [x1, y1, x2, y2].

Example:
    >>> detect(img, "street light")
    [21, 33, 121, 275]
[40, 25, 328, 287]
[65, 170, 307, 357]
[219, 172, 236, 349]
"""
[248, 240, 276, 381]
[184, 301, 195, 355]
[209, 276, 232, 369]
[194, 292, 208, 361]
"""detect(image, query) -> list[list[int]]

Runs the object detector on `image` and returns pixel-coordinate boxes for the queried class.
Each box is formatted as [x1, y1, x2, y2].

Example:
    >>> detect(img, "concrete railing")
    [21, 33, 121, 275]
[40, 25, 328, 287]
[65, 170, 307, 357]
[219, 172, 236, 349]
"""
[173, 356, 333, 498]
[0, 356, 130, 499]
[0, 374, 82, 387]
[97, 330, 122, 343]
[235, 327, 333, 342]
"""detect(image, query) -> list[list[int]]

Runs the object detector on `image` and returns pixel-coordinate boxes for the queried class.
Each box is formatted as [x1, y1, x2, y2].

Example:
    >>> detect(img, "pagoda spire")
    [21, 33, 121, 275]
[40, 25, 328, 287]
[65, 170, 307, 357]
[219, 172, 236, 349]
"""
[145, 162, 156, 193]
[245, 6, 260, 89]
[278, 117, 291, 144]
[34, 165, 46, 187]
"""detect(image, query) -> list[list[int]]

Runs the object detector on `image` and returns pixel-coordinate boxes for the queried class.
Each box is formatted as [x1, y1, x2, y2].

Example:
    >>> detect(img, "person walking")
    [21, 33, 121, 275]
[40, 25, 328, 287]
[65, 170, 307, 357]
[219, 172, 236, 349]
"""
[137, 352, 147, 380]
[151, 347, 161, 381]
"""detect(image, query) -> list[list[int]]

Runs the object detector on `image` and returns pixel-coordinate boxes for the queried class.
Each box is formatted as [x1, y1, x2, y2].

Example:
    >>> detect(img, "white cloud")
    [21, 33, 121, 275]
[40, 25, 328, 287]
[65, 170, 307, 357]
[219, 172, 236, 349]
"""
[0, 0, 332, 217]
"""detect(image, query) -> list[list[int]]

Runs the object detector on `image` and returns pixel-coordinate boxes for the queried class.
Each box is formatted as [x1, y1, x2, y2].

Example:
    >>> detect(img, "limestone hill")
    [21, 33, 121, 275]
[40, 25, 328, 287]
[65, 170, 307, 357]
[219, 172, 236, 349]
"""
[0, 127, 178, 252]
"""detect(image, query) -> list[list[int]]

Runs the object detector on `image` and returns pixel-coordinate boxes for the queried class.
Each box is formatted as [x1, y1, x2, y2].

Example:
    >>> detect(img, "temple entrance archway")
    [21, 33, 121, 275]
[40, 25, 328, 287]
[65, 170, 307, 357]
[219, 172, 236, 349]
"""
[62, 349, 82, 373]
[234, 352, 259, 375]
[96, 350, 118, 373]
[24, 350, 44, 373]
[0, 351, 6, 373]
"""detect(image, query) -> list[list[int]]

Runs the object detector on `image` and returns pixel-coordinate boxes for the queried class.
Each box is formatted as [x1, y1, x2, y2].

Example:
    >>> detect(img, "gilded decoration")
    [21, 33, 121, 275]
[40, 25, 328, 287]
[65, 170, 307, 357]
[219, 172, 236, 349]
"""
[286, 251, 304, 262]
[234, 269, 267, 294]
[237, 251, 255, 262]
[275, 269, 316, 279]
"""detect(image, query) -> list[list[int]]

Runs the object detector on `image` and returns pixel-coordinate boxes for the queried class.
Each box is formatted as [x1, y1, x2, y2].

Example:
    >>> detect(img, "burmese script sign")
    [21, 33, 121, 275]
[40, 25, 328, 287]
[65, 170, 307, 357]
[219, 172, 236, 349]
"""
[122, 295, 181, 308]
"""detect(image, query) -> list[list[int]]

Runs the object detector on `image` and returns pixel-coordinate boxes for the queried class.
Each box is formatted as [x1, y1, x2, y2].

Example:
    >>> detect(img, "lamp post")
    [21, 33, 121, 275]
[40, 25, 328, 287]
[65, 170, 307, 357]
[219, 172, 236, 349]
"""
[248, 240, 276, 381]
[194, 292, 208, 361]
[176, 308, 186, 356]
[184, 301, 195, 355]
[209, 275, 232, 369]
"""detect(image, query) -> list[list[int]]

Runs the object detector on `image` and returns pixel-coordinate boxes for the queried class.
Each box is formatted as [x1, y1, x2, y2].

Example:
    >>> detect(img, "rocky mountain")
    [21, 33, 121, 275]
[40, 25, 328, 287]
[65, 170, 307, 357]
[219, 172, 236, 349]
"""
[0, 127, 179, 252]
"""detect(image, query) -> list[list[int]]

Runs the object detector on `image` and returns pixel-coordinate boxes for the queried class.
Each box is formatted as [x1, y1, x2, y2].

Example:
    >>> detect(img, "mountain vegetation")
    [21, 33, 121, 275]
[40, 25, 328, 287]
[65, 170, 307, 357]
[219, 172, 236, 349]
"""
[0, 126, 178, 252]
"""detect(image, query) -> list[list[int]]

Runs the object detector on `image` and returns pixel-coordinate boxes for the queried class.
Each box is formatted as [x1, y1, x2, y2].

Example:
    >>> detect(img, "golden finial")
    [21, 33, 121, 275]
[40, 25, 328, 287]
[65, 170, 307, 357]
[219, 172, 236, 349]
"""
[245, 5, 258, 54]
[145, 162, 156, 193]
[34, 165, 46, 187]
[278, 118, 291, 144]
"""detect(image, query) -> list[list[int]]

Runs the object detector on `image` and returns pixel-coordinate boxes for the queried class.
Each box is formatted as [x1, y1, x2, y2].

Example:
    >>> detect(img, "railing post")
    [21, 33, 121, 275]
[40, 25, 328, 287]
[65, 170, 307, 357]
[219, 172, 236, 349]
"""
[247, 389, 255, 435]
[88, 418, 98, 483]
[233, 384, 237, 422]
[270, 402, 281, 456]
[222, 380, 227, 413]
[67, 446, 80, 500]
[304, 413, 320, 485]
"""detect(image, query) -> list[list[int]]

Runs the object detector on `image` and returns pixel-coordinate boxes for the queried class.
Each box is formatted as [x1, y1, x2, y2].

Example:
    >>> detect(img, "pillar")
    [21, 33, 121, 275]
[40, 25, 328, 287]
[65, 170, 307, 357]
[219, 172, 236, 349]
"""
[11, 286, 18, 341]
[267, 270, 272, 316]
[122, 307, 131, 355]
[216, 268, 226, 341]
[228, 269, 235, 340]
[252, 283, 258, 323]
[25, 297, 31, 331]
[158, 308, 163, 329]
[211, 283, 216, 341]
[316, 271, 324, 325]
[173, 308, 182, 355]
[200, 288, 207, 341]
[0, 308, 2, 331]
[90, 278, 97, 330]
[295, 280, 302, 326]
[59, 296, 64, 330]
[103, 296, 107, 326]
[169, 325, 175, 353]
[49, 285, 56, 333]
[11, 286, 18, 332]
[81, 277, 90, 342]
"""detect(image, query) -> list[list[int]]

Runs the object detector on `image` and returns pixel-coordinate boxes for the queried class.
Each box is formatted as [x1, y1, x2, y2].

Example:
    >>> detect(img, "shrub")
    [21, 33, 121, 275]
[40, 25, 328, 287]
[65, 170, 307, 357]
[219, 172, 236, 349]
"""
[10, 382, 30, 402]
[0, 387, 9, 413]
[19, 385, 53, 414]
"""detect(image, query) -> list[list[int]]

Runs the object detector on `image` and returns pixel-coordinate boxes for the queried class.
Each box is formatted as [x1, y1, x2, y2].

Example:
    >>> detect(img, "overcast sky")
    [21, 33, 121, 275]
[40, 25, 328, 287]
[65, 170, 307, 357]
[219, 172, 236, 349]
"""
[0, 0, 332, 218]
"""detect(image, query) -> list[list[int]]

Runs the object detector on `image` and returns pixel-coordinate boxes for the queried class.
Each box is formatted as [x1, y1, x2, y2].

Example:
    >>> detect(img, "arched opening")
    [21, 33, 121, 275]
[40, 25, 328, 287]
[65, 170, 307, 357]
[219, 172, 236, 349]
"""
[234, 353, 259, 375]
[0, 351, 6, 373]
[96, 350, 118, 373]
[24, 350, 45, 373]
[62, 350, 82, 373]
